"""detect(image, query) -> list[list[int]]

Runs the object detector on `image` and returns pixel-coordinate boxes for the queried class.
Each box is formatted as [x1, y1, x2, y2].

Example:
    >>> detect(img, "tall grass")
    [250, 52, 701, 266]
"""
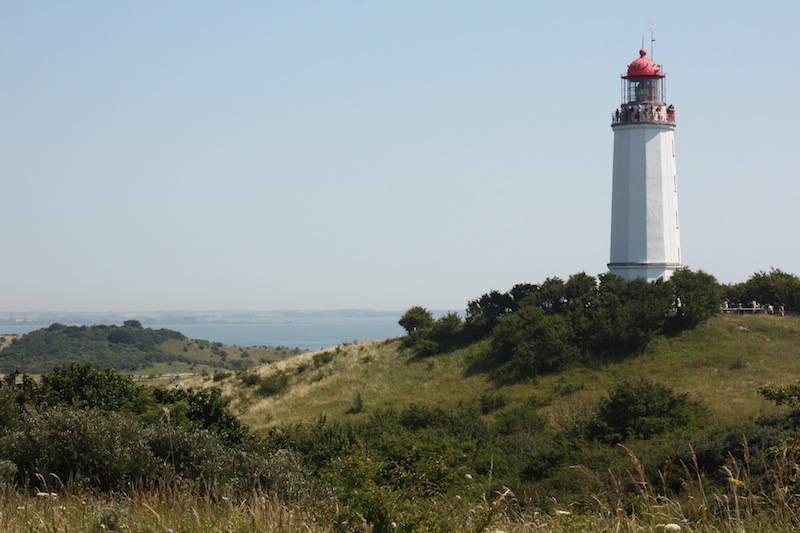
[5, 444, 800, 533]
[0, 487, 331, 532]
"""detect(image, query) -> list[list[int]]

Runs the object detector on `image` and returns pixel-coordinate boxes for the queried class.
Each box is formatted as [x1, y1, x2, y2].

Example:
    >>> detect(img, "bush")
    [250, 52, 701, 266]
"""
[491, 306, 580, 380]
[668, 268, 723, 329]
[152, 387, 250, 446]
[589, 379, 707, 443]
[479, 392, 508, 414]
[0, 406, 158, 490]
[398, 306, 434, 335]
[39, 363, 149, 413]
[313, 351, 335, 368]
[257, 372, 290, 397]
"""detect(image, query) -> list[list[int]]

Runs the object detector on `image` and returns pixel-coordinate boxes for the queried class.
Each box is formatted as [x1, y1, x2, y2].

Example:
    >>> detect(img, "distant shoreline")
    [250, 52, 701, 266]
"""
[0, 311, 410, 351]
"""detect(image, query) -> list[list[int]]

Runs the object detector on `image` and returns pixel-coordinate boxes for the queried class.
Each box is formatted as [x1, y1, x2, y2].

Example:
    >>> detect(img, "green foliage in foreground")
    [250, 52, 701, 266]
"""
[3, 362, 800, 531]
[0, 364, 256, 491]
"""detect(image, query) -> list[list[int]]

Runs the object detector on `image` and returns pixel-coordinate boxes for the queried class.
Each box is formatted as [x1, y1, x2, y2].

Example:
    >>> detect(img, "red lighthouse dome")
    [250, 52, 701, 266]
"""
[625, 49, 663, 79]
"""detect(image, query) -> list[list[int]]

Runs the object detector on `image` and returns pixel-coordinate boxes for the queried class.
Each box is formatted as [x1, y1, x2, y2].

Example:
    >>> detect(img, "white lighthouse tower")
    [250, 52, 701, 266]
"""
[608, 48, 682, 281]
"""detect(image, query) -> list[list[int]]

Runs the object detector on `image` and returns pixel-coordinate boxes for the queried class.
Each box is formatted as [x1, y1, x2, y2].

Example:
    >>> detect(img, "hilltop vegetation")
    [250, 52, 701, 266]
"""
[0, 320, 305, 375]
[4, 268, 800, 531]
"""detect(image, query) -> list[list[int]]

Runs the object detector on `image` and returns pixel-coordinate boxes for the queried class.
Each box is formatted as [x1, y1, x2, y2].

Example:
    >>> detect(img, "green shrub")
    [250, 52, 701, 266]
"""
[152, 387, 249, 446]
[491, 306, 580, 380]
[39, 363, 149, 413]
[257, 372, 290, 397]
[213, 370, 231, 382]
[347, 391, 365, 414]
[589, 379, 708, 443]
[313, 351, 335, 368]
[479, 392, 508, 414]
[0, 406, 158, 490]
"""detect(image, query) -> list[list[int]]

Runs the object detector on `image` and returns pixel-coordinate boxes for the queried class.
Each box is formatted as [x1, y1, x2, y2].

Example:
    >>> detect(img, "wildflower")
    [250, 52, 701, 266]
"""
[455, 495, 462, 500]
[167, 529, 174, 533]
[663, 525, 681, 532]
[555, 510, 571, 516]
[391, 522, 397, 528]
[728, 476, 744, 486]
[465, 473, 473, 479]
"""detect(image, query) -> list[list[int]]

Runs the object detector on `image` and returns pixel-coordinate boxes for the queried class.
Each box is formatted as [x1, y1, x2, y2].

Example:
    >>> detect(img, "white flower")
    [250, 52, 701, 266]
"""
[465, 473, 473, 479]
[555, 510, 571, 516]
[659, 524, 681, 532]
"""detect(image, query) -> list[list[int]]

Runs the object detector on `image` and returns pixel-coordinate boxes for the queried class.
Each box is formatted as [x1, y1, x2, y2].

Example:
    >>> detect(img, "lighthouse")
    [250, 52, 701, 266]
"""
[608, 48, 682, 281]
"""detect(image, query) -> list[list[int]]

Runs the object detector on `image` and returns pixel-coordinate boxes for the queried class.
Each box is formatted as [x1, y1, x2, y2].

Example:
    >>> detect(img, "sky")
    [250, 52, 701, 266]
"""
[2, 1, 799, 313]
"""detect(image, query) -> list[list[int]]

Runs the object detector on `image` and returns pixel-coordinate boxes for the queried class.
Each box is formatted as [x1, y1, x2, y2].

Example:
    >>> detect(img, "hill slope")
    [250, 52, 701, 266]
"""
[180, 313, 800, 432]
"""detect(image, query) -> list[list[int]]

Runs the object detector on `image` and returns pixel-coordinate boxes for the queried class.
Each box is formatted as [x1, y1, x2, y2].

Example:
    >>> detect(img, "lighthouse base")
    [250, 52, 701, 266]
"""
[607, 262, 683, 282]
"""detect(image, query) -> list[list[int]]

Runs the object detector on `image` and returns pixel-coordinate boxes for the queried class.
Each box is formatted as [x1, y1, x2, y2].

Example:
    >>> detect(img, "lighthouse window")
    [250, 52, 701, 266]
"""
[635, 80, 653, 101]
[626, 78, 663, 103]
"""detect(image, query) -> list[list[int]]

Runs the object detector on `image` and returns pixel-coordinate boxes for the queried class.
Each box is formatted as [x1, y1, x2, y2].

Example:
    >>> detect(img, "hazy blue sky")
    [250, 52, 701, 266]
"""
[2, 1, 798, 312]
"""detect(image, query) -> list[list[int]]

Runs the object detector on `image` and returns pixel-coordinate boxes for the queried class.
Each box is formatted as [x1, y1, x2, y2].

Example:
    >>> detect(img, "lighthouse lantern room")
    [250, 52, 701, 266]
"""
[608, 48, 682, 281]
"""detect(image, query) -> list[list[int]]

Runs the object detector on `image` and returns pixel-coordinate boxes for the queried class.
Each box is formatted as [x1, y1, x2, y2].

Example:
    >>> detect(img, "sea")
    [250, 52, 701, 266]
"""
[0, 310, 412, 351]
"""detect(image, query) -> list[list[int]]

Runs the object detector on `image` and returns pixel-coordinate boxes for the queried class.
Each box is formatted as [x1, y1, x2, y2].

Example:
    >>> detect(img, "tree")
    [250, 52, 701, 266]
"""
[727, 268, 800, 311]
[398, 306, 434, 335]
[465, 290, 514, 338]
[668, 268, 722, 329]
[404, 312, 464, 358]
[491, 304, 579, 380]
[528, 277, 567, 313]
[590, 274, 671, 356]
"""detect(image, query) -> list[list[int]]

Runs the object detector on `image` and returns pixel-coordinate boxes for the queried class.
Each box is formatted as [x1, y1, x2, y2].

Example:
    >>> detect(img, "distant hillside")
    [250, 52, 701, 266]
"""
[0, 321, 304, 374]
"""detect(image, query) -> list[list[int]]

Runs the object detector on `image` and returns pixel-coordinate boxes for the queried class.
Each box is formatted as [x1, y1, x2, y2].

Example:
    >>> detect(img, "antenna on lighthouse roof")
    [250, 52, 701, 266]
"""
[649, 21, 656, 59]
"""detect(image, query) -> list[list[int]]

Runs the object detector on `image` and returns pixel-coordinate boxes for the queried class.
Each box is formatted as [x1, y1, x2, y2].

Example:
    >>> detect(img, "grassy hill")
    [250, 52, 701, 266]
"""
[179, 313, 799, 433]
[131, 311, 800, 528]
[0, 322, 306, 375]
